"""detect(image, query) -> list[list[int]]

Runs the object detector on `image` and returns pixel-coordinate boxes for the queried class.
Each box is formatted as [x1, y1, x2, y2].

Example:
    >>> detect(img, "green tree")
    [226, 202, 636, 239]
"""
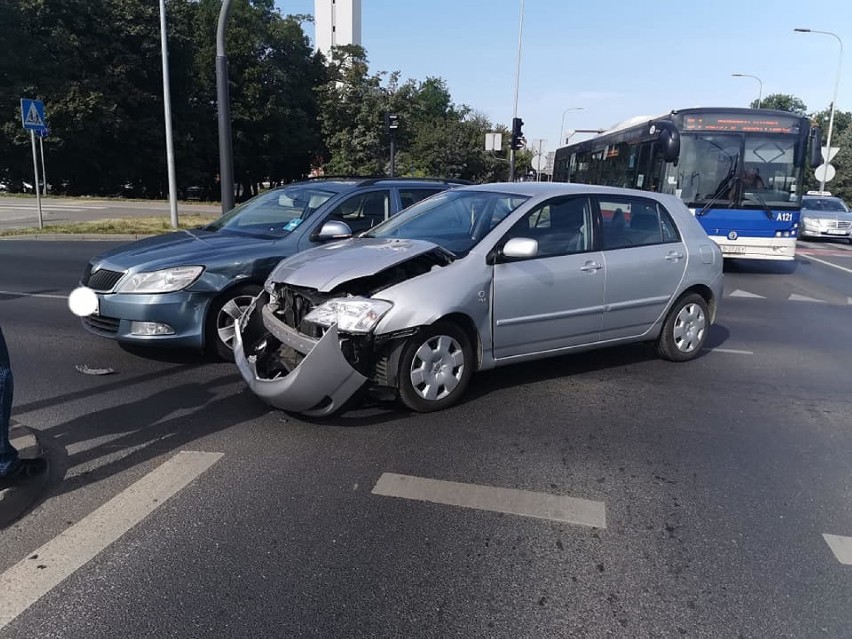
[751, 94, 808, 115]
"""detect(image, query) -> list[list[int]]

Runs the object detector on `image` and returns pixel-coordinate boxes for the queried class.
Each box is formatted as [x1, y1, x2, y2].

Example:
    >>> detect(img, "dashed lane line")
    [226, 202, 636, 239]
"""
[823, 533, 852, 565]
[372, 472, 606, 528]
[0, 450, 223, 630]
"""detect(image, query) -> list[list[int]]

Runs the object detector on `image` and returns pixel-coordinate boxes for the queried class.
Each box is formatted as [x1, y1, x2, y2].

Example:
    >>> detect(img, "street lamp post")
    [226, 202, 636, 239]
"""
[794, 28, 843, 192]
[731, 73, 763, 109]
[559, 107, 583, 147]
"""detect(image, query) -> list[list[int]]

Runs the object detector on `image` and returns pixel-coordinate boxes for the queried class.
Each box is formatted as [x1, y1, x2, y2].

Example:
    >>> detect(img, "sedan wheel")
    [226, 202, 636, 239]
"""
[656, 293, 709, 362]
[208, 284, 261, 361]
[398, 322, 474, 412]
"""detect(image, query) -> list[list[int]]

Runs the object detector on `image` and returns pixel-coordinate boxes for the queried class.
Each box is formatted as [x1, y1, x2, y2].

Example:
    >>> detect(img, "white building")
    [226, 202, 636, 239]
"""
[314, 0, 362, 58]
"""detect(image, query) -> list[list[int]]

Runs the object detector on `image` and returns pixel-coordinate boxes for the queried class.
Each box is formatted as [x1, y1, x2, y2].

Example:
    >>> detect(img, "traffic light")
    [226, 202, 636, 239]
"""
[511, 117, 525, 150]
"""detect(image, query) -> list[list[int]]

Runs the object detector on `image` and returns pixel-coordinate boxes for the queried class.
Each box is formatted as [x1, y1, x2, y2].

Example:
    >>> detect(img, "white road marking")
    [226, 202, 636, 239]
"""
[0, 450, 222, 630]
[0, 290, 67, 300]
[803, 254, 852, 275]
[372, 472, 606, 528]
[728, 289, 766, 299]
[823, 533, 852, 565]
[705, 347, 754, 355]
[788, 293, 826, 303]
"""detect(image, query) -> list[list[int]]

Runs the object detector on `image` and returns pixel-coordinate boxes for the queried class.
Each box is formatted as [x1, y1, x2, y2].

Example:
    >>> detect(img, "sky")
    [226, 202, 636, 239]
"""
[277, 1, 851, 156]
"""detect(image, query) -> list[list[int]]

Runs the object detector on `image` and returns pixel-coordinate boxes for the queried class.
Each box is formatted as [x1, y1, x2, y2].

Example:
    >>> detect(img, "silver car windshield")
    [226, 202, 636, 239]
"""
[206, 185, 337, 237]
[364, 190, 529, 256]
[804, 198, 848, 212]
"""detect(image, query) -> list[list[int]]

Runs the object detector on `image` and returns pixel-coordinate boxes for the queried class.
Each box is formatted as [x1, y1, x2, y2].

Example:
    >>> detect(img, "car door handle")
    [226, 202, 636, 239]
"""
[665, 251, 684, 262]
[580, 261, 603, 272]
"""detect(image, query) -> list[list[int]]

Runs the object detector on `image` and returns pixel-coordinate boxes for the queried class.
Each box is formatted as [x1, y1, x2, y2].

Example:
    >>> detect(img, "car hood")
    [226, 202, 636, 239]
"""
[268, 238, 447, 292]
[801, 209, 852, 221]
[91, 230, 277, 271]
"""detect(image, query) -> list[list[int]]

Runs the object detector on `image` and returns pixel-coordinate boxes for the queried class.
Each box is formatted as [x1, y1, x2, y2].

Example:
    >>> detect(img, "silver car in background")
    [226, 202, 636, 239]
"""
[799, 194, 852, 243]
[235, 183, 724, 415]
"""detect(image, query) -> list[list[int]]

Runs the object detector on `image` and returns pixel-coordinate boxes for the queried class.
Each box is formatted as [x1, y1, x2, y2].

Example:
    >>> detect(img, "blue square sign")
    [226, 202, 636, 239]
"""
[21, 98, 47, 133]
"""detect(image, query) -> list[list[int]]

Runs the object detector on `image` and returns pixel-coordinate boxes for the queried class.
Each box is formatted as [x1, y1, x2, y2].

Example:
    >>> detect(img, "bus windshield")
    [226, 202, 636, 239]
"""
[675, 133, 798, 209]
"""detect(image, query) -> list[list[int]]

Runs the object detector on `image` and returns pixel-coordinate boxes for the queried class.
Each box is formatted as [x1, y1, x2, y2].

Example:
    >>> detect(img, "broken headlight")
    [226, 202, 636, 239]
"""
[304, 297, 392, 334]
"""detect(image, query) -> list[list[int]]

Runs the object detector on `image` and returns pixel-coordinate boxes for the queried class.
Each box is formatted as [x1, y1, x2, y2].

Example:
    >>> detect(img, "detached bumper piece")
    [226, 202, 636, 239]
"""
[234, 306, 367, 417]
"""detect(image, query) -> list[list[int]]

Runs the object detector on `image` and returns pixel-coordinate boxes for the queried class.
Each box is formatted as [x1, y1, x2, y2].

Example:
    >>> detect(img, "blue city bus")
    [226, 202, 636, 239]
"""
[552, 107, 822, 260]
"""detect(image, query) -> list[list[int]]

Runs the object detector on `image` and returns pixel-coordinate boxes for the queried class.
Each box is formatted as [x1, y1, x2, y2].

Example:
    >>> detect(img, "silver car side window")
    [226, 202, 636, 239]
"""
[599, 197, 680, 249]
[503, 196, 592, 258]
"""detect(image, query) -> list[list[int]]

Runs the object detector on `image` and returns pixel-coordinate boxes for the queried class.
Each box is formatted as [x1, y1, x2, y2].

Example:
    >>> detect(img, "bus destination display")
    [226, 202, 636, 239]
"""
[683, 114, 799, 134]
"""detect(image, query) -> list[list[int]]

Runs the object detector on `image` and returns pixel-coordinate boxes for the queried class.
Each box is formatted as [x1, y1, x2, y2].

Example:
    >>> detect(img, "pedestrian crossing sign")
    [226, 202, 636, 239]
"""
[20, 98, 47, 133]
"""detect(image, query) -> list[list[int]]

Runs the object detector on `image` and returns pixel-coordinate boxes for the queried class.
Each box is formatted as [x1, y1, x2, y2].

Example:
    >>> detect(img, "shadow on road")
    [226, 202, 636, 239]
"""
[37, 374, 266, 501]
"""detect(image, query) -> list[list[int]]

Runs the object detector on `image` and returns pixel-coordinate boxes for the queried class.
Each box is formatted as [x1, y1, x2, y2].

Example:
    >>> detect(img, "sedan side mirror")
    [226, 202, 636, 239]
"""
[316, 220, 352, 241]
[501, 237, 539, 260]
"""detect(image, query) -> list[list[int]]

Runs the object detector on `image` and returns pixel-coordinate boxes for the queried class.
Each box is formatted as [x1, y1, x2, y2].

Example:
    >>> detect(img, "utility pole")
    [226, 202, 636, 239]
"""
[217, 0, 235, 213]
[159, 0, 179, 228]
[508, 0, 525, 182]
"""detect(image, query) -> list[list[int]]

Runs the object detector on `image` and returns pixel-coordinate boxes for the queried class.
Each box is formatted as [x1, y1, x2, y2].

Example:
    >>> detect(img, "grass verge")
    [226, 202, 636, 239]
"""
[0, 215, 219, 237]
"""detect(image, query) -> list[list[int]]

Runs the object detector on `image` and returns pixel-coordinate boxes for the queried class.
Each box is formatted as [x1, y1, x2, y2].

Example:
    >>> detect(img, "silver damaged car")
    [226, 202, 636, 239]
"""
[234, 183, 724, 415]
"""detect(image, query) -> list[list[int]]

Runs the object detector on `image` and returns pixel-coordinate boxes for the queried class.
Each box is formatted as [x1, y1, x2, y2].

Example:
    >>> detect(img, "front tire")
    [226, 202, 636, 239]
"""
[398, 322, 474, 412]
[656, 293, 709, 362]
[207, 284, 262, 361]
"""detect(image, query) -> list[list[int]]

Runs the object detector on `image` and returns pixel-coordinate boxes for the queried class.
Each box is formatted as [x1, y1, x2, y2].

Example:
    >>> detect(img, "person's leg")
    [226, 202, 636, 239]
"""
[0, 326, 20, 476]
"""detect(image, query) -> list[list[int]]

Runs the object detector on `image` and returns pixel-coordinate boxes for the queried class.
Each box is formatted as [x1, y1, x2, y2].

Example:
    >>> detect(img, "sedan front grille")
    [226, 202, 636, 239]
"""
[829, 220, 852, 231]
[82, 265, 125, 292]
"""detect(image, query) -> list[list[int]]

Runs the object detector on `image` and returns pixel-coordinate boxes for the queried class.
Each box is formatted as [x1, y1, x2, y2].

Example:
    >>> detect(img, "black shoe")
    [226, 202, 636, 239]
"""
[0, 457, 47, 488]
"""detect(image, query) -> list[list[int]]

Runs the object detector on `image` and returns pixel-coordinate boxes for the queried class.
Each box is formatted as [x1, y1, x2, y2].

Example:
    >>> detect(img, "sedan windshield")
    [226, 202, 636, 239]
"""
[205, 185, 337, 237]
[364, 190, 529, 256]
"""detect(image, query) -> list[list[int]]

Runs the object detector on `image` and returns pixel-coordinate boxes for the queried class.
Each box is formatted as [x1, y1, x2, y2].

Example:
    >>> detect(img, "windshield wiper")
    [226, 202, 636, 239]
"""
[744, 189, 775, 220]
[697, 175, 737, 216]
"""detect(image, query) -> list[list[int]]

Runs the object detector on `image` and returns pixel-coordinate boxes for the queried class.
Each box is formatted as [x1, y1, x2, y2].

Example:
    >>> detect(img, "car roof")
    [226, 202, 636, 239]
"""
[456, 181, 680, 202]
[287, 176, 471, 191]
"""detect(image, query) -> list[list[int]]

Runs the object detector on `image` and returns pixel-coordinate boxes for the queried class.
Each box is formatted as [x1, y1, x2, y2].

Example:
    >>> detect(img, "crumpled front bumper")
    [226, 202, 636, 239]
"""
[234, 304, 367, 417]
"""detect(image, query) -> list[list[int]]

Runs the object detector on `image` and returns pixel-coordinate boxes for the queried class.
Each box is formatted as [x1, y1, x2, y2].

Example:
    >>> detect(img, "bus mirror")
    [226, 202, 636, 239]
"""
[810, 127, 823, 168]
[650, 121, 680, 163]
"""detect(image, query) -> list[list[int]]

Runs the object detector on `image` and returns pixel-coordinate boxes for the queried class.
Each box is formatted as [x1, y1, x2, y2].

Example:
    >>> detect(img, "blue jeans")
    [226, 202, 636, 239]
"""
[0, 326, 18, 476]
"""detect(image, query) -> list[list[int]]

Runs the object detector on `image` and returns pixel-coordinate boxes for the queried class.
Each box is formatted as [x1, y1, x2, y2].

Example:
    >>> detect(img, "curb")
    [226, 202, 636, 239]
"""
[0, 420, 49, 528]
[0, 234, 154, 242]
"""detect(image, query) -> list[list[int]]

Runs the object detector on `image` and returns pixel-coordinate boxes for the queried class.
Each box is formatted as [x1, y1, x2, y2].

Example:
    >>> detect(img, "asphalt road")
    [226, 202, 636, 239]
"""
[0, 238, 851, 637]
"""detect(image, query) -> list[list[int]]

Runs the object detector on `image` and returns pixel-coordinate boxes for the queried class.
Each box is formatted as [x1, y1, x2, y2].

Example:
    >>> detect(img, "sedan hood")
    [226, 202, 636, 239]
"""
[801, 209, 852, 222]
[268, 238, 446, 292]
[92, 230, 275, 271]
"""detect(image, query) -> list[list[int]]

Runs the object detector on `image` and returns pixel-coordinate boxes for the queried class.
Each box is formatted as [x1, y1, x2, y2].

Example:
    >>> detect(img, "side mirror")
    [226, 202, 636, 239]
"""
[501, 237, 539, 260]
[650, 121, 680, 163]
[810, 127, 823, 169]
[316, 220, 352, 241]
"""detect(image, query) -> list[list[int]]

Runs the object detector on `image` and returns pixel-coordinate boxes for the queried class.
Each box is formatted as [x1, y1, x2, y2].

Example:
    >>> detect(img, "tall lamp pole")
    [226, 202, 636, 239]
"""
[217, 0, 235, 213]
[731, 73, 763, 109]
[508, 0, 525, 182]
[158, 0, 179, 228]
[794, 28, 844, 192]
[559, 107, 583, 147]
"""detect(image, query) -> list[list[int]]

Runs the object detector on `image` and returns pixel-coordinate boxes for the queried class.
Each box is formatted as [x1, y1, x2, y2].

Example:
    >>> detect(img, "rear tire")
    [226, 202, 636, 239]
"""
[656, 293, 708, 362]
[398, 322, 474, 412]
[207, 284, 262, 361]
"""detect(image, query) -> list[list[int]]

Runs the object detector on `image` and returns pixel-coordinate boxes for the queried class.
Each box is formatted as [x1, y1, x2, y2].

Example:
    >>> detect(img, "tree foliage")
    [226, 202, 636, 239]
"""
[751, 94, 808, 115]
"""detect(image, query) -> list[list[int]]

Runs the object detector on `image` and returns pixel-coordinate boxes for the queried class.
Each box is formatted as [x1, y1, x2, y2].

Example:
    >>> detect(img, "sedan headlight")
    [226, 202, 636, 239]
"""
[116, 266, 204, 294]
[304, 297, 392, 334]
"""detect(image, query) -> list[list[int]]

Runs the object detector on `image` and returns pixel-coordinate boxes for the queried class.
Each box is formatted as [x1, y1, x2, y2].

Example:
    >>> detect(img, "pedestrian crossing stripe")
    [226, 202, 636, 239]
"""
[24, 102, 43, 127]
